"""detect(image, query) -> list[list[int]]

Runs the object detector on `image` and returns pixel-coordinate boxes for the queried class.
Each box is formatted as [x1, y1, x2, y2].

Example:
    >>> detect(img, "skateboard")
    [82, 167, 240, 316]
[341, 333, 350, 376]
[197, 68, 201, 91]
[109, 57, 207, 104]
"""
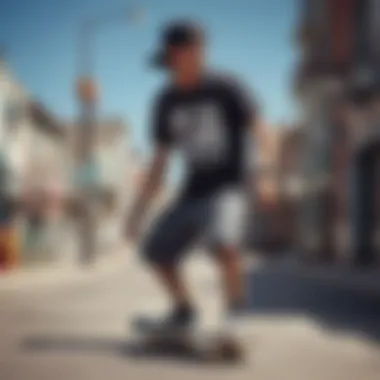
[132, 324, 244, 363]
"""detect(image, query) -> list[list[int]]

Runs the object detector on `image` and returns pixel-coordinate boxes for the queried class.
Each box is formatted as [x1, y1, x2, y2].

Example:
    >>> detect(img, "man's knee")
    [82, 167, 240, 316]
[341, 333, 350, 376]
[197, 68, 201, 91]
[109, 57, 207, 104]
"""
[142, 234, 171, 265]
[210, 243, 240, 264]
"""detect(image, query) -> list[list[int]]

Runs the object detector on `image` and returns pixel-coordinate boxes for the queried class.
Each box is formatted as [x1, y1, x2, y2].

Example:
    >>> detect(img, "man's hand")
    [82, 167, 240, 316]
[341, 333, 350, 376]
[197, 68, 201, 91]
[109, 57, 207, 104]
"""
[124, 145, 170, 245]
[124, 205, 144, 244]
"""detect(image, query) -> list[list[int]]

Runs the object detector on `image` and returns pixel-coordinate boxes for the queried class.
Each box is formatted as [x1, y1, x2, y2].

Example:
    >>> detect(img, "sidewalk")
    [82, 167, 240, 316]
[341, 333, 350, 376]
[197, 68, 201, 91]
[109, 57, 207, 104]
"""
[0, 244, 130, 293]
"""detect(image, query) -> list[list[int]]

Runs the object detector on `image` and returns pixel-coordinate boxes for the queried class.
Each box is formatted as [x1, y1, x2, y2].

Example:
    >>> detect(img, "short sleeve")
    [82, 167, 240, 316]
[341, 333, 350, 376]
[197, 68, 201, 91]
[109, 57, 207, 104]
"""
[227, 78, 258, 128]
[151, 91, 173, 146]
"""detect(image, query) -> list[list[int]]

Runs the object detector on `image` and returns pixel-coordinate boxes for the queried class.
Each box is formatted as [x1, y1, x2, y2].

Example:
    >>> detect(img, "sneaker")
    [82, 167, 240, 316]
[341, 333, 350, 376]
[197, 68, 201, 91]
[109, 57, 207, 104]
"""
[133, 306, 195, 336]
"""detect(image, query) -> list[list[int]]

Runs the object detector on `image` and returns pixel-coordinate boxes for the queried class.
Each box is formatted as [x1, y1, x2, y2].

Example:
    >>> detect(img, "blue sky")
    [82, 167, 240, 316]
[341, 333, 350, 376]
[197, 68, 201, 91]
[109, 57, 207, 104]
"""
[0, 0, 298, 155]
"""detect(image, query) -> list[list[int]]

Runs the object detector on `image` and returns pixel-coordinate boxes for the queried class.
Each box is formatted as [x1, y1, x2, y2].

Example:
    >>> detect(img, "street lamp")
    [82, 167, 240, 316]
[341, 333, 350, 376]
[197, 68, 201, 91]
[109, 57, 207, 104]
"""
[75, 6, 146, 265]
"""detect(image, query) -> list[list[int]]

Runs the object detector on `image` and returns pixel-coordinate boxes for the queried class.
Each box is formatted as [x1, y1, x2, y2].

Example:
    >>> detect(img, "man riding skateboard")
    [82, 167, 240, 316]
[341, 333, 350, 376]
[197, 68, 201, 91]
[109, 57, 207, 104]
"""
[126, 19, 258, 334]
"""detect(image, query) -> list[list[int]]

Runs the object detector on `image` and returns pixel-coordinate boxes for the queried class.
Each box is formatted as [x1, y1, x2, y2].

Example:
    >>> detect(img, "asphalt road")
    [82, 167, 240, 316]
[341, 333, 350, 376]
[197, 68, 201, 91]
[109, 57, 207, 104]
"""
[0, 253, 380, 380]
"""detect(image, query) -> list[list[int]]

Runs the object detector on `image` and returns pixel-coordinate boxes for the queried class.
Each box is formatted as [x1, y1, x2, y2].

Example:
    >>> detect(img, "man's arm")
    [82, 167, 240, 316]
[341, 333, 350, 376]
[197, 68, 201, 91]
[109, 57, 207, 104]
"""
[126, 87, 173, 241]
[126, 144, 171, 240]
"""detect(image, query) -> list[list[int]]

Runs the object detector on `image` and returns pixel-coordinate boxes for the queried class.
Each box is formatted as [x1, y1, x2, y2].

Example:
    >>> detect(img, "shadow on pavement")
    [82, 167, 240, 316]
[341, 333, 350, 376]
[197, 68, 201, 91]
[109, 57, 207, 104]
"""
[245, 265, 380, 344]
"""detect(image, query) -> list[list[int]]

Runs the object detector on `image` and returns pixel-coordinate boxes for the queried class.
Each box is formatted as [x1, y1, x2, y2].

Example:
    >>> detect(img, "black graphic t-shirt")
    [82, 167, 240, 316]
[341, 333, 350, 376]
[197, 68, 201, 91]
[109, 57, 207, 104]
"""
[151, 72, 256, 199]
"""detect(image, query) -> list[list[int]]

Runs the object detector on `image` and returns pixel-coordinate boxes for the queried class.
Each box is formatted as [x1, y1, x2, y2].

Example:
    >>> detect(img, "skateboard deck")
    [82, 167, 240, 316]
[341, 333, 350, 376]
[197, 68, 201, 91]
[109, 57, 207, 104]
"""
[132, 325, 244, 362]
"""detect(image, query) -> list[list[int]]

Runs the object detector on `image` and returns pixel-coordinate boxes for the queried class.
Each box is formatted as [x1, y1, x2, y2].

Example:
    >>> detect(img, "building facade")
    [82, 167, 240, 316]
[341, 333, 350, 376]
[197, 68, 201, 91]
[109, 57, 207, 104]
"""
[295, 0, 380, 265]
[0, 59, 70, 268]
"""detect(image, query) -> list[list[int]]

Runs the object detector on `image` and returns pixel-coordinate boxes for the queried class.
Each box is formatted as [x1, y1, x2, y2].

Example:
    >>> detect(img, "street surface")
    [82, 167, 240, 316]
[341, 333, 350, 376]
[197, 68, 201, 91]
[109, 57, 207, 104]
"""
[1, 252, 380, 380]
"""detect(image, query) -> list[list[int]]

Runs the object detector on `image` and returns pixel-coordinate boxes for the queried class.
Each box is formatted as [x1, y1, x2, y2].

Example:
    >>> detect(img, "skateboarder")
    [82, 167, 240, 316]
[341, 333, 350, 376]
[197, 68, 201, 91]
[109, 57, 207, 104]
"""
[125, 20, 258, 334]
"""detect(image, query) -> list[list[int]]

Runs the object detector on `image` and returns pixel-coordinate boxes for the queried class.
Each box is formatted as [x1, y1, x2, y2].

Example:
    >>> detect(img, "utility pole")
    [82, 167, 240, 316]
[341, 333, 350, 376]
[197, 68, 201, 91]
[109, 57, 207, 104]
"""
[76, 75, 98, 265]
[75, 7, 146, 265]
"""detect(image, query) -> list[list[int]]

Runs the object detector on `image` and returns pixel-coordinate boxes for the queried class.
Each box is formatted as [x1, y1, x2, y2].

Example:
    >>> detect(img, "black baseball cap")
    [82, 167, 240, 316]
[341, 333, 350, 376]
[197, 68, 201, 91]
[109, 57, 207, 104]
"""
[150, 20, 204, 69]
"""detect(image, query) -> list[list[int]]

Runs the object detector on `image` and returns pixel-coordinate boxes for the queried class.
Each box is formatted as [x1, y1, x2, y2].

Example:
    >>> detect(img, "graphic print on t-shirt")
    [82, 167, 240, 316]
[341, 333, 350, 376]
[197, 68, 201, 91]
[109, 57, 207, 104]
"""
[169, 102, 227, 167]
[153, 72, 255, 198]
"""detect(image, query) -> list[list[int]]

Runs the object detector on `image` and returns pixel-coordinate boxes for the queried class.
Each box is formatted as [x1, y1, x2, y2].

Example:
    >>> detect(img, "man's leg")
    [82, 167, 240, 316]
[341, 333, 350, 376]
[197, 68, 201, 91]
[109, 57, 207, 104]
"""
[153, 264, 193, 313]
[140, 200, 204, 329]
[213, 245, 244, 309]
[207, 189, 247, 312]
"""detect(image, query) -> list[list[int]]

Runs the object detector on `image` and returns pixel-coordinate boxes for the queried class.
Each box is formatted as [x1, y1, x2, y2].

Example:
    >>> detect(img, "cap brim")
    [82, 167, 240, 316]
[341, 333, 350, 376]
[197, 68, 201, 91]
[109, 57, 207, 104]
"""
[149, 50, 167, 69]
